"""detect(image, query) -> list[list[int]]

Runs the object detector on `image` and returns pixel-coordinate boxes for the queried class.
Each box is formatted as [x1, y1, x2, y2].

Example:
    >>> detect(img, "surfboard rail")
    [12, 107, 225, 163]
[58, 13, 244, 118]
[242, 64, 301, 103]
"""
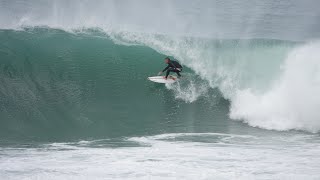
[148, 76, 178, 84]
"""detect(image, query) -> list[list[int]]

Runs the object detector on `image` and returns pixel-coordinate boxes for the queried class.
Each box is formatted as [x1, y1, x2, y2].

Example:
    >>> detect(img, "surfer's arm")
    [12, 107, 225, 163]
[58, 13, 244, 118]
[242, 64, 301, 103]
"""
[162, 65, 170, 72]
[158, 65, 170, 76]
[158, 66, 169, 75]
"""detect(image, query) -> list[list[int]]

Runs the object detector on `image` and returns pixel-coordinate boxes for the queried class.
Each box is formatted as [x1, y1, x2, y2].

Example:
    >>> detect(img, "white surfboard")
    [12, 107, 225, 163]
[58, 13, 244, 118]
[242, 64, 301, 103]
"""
[148, 76, 178, 84]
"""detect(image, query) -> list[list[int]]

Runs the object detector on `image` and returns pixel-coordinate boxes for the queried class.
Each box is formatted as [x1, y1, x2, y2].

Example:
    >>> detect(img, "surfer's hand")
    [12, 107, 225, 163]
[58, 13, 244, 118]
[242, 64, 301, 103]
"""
[158, 71, 162, 76]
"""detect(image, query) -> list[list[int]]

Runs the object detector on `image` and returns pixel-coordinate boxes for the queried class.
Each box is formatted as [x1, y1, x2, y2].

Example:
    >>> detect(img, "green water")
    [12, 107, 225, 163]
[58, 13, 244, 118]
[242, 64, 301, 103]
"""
[0, 29, 237, 142]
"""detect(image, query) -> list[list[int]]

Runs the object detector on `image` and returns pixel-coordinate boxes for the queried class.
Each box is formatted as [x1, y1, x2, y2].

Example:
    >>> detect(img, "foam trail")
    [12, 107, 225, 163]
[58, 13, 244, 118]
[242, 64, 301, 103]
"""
[230, 42, 320, 132]
[165, 74, 210, 103]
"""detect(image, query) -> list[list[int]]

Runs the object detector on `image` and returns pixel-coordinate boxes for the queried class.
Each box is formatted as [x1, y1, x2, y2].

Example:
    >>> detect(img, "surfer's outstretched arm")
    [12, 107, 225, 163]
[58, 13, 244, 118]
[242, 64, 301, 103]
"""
[162, 65, 170, 72]
[158, 65, 170, 75]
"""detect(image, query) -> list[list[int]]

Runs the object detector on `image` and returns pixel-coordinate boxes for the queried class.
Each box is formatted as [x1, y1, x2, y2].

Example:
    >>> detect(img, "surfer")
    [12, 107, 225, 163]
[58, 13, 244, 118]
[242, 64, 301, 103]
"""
[158, 57, 183, 79]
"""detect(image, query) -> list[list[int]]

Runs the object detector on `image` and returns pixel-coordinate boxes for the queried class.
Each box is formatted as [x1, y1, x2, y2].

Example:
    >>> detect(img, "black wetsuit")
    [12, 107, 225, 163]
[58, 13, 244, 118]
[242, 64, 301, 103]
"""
[162, 60, 183, 78]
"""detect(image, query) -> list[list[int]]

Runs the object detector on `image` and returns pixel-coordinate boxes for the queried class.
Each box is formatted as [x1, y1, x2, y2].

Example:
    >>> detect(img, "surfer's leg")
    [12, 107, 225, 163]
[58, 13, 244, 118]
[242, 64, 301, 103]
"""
[172, 69, 181, 77]
[165, 70, 171, 78]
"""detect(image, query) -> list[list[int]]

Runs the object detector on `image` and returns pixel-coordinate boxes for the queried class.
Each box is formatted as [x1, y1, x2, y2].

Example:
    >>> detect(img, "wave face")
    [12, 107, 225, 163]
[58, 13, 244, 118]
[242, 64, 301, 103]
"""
[0, 0, 320, 138]
[0, 29, 231, 140]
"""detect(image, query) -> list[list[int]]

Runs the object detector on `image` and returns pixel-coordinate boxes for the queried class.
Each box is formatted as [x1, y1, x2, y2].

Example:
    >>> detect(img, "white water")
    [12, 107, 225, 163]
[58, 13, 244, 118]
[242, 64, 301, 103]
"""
[1, 0, 320, 132]
[230, 42, 320, 132]
[1, 0, 319, 40]
[1, 133, 320, 180]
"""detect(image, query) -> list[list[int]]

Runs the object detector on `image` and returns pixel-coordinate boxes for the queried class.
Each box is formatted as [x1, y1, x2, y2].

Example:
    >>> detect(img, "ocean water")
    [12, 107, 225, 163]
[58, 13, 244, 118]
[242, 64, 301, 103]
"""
[0, 0, 320, 179]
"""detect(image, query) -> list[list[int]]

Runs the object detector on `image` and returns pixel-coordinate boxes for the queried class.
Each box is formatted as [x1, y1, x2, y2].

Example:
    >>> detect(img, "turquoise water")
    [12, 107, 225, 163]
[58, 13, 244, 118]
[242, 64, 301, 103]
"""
[0, 29, 230, 141]
[1, 0, 320, 179]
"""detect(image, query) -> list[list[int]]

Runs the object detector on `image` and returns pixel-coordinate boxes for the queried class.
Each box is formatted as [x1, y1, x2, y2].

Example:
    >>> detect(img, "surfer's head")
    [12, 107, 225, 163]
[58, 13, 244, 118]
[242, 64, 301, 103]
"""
[164, 57, 170, 64]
